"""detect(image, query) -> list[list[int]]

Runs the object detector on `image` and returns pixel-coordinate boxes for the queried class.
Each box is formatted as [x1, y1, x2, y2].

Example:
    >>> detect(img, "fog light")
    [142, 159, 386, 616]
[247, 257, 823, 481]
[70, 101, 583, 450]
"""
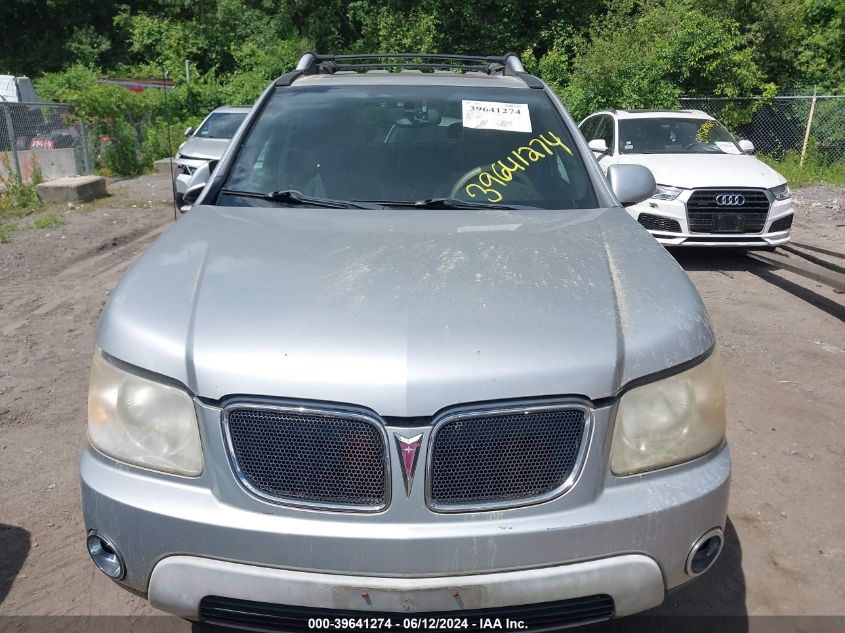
[686, 528, 723, 576]
[87, 532, 125, 580]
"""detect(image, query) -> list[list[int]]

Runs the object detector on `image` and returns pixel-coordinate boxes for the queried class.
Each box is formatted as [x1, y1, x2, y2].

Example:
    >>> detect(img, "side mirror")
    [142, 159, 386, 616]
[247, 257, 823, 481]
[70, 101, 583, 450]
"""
[588, 138, 609, 155]
[738, 139, 755, 154]
[607, 164, 656, 206]
[184, 126, 194, 137]
[181, 162, 211, 211]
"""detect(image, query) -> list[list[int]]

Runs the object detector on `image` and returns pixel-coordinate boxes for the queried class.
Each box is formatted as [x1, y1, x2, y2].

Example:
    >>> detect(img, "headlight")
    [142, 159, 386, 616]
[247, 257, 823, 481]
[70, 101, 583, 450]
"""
[770, 183, 791, 200]
[651, 185, 683, 201]
[87, 351, 203, 476]
[610, 351, 726, 476]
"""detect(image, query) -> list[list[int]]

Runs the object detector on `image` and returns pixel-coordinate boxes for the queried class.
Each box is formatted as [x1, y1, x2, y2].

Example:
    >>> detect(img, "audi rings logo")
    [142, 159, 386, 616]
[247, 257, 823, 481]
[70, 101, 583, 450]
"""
[715, 194, 745, 206]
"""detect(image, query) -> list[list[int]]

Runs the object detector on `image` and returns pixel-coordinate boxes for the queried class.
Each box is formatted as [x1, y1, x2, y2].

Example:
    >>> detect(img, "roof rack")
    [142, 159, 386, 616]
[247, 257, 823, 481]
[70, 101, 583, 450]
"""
[293, 53, 527, 77]
[275, 52, 543, 89]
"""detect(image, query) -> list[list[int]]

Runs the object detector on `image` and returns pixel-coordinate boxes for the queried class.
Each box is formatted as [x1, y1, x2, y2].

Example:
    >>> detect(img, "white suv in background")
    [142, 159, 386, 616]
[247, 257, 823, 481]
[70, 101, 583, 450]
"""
[580, 110, 794, 247]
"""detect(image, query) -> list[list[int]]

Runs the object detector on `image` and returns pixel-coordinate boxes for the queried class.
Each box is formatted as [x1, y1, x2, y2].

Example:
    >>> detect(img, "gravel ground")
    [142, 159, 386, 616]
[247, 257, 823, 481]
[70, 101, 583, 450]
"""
[790, 185, 845, 251]
[0, 174, 843, 631]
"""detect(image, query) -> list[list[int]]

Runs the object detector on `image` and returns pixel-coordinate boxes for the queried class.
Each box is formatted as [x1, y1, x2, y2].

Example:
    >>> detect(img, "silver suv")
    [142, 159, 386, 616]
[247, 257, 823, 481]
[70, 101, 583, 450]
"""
[173, 105, 250, 206]
[82, 53, 730, 629]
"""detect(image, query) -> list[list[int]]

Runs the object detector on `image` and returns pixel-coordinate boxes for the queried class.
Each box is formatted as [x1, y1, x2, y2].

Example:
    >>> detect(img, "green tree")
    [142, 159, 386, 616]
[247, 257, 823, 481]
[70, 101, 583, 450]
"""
[0, 0, 148, 75]
[546, 0, 771, 121]
[797, 0, 845, 90]
[65, 26, 112, 68]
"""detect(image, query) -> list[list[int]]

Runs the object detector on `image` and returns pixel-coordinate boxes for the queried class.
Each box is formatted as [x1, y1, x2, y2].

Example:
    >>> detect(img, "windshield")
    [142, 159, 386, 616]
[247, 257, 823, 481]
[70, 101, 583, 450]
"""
[220, 85, 597, 209]
[619, 118, 742, 155]
[195, 112, 247, 139]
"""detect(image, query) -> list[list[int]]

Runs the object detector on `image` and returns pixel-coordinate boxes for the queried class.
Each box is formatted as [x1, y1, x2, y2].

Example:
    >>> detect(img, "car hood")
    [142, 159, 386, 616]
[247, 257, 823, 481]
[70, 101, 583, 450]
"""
[97, 205, 714, 416]
[177, 136, 231, 161]
[617, 153, 786, 189]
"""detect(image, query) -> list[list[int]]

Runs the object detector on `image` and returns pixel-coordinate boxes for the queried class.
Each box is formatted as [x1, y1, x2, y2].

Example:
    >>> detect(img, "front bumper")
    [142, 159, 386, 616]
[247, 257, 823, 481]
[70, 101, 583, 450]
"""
[172, 157, 209, 195]
[628, 194, 794, 247]
[149, 554, 663, 618]
[80, 400, 730, 619]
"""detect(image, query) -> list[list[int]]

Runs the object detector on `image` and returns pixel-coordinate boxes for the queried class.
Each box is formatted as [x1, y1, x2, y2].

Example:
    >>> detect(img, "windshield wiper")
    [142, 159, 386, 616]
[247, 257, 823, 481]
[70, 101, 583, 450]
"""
[220, 189, 380, 209]
[361, 197, 537, 210]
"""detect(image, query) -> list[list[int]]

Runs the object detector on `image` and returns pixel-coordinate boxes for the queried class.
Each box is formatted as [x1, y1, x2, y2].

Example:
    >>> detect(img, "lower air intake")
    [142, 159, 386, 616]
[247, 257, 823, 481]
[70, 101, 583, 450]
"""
[769, 214, 793, 232]
[638, 213, 681, 233]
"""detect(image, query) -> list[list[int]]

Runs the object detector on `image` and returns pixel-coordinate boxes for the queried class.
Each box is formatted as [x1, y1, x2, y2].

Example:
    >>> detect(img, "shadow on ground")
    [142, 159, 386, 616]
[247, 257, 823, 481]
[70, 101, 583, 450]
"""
[671, 247, 845, 322]
[0, 523, 31, 606]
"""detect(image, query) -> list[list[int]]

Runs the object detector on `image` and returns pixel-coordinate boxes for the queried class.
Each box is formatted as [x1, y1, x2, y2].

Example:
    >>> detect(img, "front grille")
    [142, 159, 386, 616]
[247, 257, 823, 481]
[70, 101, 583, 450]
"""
[638, 213, 681, 233]
[429, 406, 588, 510]
[200, 594, 614, 632]
[224, 406, 387, 509]
[687, 189, 771, 234]
[769, 214, 793, 232]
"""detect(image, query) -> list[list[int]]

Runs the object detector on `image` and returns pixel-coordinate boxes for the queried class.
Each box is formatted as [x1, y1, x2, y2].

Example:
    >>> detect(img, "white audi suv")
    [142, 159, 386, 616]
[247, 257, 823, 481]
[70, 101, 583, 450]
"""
[580, 109, 793, 247]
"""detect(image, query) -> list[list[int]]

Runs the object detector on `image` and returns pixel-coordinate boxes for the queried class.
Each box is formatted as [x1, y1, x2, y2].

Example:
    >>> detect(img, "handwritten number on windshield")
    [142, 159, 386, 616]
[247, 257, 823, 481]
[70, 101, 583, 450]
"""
[464, 131, 573, 203]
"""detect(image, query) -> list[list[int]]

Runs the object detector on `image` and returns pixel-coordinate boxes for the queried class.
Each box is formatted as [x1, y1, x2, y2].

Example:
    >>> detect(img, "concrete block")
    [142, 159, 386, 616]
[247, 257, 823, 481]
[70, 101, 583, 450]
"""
[154, 158, 176, 176]
[1, 149, 78, 181]
[37, 176, 107, 203]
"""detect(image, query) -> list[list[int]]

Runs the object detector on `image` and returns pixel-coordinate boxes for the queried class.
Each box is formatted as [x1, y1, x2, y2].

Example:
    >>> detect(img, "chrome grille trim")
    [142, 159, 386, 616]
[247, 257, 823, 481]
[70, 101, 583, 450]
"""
[425, 402, 593, 513]
[221, 403, 391, 512]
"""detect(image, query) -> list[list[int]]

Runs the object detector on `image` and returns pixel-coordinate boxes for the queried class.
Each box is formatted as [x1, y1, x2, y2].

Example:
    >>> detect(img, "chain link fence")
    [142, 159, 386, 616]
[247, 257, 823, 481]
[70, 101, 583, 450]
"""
[83, 115, 181, 178]
[679, 93, 845, 165]
[0, 99, 92, 184]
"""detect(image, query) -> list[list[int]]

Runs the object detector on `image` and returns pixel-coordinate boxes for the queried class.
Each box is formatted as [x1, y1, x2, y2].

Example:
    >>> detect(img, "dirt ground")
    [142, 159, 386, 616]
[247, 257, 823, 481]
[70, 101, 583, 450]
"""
[0, 173, 843, 630]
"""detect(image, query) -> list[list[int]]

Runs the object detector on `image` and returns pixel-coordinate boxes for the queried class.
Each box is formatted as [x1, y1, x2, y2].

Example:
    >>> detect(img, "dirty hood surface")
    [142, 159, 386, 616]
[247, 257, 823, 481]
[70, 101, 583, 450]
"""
[177, 136, 232, 161]
[617, 153, 786, 189]
[97, 205, 714, 416]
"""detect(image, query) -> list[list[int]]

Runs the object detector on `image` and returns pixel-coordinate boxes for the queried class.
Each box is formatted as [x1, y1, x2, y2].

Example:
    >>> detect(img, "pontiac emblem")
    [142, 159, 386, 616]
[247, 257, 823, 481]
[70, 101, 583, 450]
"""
[394, 433, 423, 497]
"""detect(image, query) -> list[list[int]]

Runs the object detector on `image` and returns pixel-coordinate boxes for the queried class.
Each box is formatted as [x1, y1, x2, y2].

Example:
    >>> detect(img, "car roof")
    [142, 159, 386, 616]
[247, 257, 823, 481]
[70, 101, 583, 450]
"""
[598, 109, 714, 120]
[292, 71, 530, 90]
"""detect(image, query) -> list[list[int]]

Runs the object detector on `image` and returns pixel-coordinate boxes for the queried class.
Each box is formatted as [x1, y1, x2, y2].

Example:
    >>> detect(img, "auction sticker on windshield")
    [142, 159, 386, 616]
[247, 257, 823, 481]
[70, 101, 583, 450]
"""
[462, 100, 532, 133]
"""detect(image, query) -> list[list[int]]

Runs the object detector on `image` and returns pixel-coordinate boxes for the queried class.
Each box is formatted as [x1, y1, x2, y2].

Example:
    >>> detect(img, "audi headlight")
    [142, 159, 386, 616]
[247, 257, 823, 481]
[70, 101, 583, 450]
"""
[87, 351, 203, 476]
[610, 351, 726, 476]
[770, 183, 791, 201]
[651, 185, 683, 201]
